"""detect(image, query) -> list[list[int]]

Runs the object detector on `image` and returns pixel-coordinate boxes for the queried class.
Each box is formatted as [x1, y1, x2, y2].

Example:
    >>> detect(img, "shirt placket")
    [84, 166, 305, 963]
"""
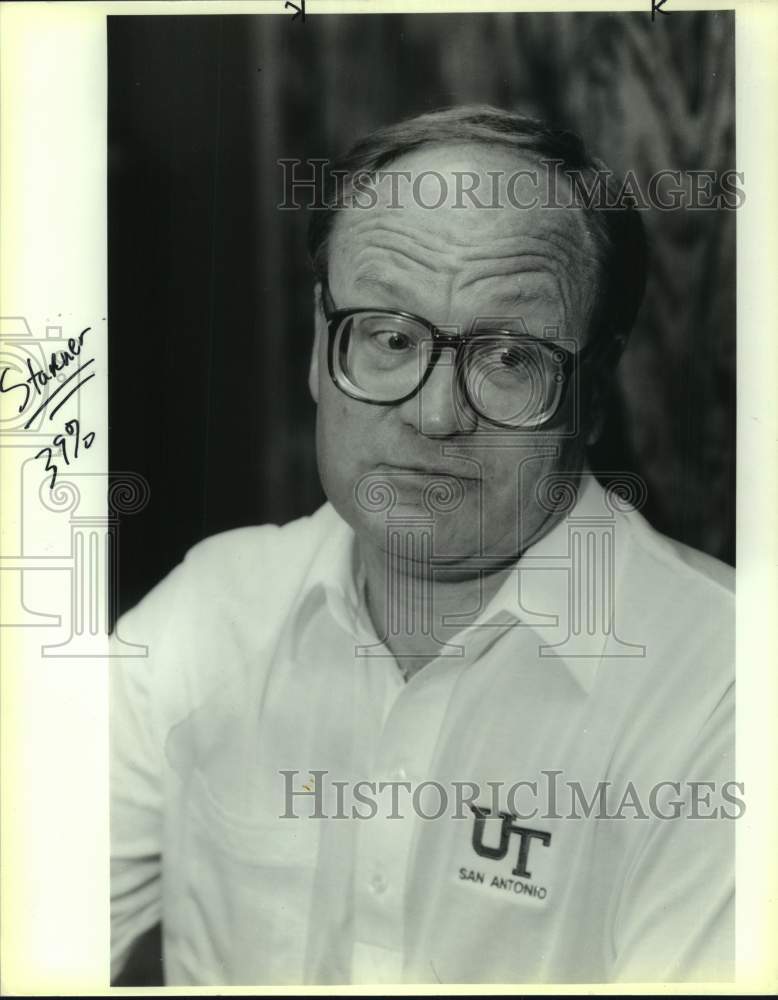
[350, 654, 470, 984]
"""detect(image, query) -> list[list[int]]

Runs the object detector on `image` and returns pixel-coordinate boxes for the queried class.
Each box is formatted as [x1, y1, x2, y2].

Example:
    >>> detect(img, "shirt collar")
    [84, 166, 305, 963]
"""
[301, 473, 629, 694]
[303, 507, 367, 637]
[485, 473, 627, 694]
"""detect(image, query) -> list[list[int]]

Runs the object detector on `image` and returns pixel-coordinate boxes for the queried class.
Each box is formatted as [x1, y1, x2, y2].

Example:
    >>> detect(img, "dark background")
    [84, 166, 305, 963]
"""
[109, 11, 736, 623]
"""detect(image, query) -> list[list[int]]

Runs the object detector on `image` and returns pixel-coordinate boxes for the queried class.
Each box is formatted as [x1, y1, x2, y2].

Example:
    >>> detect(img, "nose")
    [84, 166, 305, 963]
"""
[398, 346, 477, 436]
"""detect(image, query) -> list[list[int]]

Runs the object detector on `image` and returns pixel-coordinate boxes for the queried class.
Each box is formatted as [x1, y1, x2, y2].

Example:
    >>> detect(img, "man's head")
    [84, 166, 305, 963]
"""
[305, 106, 647, 574]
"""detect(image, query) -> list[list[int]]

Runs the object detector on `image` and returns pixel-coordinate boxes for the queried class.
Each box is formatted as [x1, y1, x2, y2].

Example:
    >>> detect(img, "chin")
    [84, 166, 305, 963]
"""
[360, 504, 489, 567]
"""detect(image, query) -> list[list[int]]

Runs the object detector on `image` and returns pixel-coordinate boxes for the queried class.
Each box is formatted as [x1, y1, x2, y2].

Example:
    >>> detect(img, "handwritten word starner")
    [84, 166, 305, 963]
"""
[0, 326, 93, 428]
[0, 325, 97, 488]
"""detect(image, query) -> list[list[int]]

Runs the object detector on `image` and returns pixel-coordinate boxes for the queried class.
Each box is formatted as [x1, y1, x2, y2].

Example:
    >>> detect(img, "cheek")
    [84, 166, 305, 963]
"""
[468, 439, 580, 549]
[476, 436, 564, 498]
[318, 383, 367, 449]
[314, 386, 378, 499]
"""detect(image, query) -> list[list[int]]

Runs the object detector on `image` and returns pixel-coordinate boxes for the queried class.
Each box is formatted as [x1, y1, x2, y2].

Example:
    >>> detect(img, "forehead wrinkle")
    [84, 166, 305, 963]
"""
[343, 214, 458, 260]
[347, 202, 498, 250]
[459, 235, 596, 325]
[348, 256, 455, 313]
[476, 275, 572, 332]
[458, 228, 592, 268]
[455, 254, 562, 283]
[459, 254, 573, 326]
[456, 246, 574, 296]
[354, 244, 440, 280]
[452, 225, 595, 292]
[342, 208, 595, 280]
[352, 231, 587, 292]
[455, 269, 558, 303]
[334, 205, 596, 337]
[352, 249, 576, 330]
[530, 228, 598, 274]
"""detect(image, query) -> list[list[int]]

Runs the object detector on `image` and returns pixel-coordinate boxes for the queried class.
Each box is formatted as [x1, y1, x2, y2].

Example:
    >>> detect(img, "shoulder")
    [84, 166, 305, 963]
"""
[111, 502, 348, 723]
[611, 504, 734, 694]
[613, 505, 734, 725]
[116, 502, 346, 641]
[618, 505, 734, 615]
[181, 502, 341, 598]
[600, 508, 735, 782]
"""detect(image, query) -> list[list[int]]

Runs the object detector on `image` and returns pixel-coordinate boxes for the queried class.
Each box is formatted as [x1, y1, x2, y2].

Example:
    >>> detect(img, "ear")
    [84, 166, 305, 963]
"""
[586, 408, 605, 446]
[585, 369, 610, 445]
[309, 282, 324, 404]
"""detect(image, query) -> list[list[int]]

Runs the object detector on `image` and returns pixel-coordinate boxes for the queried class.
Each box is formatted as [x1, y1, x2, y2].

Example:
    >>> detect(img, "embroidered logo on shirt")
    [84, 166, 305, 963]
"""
[458, 805, 552, 901]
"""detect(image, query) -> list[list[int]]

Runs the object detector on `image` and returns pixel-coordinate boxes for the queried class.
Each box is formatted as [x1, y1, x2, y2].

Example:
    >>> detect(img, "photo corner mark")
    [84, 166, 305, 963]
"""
[285, 0, 305, 24]
[651, 0, 670, 22]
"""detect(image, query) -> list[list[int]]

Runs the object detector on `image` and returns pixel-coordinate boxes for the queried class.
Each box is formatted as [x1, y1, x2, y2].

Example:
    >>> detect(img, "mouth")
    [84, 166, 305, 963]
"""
[375, 462, 479, 482]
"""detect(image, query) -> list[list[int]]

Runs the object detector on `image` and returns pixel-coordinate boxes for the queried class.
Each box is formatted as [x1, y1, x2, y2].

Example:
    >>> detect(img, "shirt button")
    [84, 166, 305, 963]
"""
[369, 872, 387, 895]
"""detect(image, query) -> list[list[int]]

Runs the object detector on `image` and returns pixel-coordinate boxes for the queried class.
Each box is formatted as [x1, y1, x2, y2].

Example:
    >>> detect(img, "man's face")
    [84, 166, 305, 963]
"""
[309, 143, 599, 575]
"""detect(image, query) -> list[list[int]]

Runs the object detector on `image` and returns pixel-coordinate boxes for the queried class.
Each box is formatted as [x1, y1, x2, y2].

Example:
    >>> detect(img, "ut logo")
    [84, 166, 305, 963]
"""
[470, 805, 551, 878]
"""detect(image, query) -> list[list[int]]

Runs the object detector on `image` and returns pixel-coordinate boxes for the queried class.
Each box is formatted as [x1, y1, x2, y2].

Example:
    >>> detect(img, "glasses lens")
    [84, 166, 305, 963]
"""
[464, 336, 566, 427]
[334, 312, 430, 401]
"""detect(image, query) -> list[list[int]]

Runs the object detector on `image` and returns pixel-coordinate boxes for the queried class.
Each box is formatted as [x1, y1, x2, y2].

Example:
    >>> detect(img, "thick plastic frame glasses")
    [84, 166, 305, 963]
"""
[321, 278, 601, 430]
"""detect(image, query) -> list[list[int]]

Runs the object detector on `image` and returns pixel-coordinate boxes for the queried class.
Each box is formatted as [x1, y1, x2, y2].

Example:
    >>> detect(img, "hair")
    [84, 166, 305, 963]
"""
[307, 104, 648, 369]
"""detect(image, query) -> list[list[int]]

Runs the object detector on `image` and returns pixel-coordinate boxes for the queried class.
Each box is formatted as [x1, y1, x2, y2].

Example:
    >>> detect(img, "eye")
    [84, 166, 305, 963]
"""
[372, 330, 414, 351]
[497, 345, 530, 372]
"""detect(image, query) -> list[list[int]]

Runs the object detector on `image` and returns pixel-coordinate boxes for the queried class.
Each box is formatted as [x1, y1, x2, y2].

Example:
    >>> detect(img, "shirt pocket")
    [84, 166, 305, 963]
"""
[172, 769, 320, 986]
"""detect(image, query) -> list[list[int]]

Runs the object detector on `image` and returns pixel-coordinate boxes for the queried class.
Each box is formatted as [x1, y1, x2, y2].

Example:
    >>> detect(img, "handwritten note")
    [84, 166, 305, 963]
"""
[0, 325, 97, 488]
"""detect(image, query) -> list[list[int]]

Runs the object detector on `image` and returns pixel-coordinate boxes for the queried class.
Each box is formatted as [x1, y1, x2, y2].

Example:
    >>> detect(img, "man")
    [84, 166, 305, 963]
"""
[111, 106, 735, 985]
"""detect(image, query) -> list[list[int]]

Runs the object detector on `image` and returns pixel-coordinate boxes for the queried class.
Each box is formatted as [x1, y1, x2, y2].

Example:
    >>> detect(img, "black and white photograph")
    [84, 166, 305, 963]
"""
[1, 1, 777, 994]
[108, 8, 739, 987]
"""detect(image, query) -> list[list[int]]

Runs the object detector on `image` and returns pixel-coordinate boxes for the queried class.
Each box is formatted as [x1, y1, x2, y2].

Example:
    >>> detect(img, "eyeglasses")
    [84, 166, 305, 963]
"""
[321, 279, 599, 430]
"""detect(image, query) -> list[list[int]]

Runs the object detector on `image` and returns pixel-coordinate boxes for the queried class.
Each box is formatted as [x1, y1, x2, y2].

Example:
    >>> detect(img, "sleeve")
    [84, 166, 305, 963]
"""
[109, 563, 188, 982]
[609, 682, 736, 983]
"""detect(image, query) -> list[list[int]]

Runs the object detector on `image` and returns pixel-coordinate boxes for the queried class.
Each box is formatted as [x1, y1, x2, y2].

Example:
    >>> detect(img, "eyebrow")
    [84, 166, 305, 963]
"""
[351, 273, 418, 304]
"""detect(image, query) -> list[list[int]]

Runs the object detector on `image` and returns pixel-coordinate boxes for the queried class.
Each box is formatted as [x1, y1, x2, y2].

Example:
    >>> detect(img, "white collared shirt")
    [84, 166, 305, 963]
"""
[110, 477, 735, 985]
